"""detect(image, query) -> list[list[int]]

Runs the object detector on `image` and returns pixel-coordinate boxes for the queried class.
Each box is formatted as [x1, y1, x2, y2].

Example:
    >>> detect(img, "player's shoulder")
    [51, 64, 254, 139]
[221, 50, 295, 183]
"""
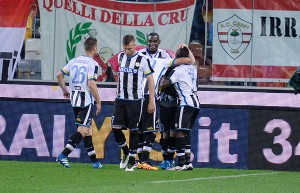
[80, 55, 98, 66]
[138, 48, 147, 53]
[118, 51, 125, 56]
[137, 52, 150, 60]
[158, 49, 172, 58]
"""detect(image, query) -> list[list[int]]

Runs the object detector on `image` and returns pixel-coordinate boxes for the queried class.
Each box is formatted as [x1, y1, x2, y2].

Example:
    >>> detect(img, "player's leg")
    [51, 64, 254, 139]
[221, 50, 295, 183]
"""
[125, 99, 144, 171]
[184, 107, 200, 170]
[169, 106, 189, 170]
[184, 131, 192, 169]
[138, 96, 159, 170]
[159, 105, 177, 169]
[137, 98, 148, 161]
[84, 130, 102, 169]
[138, 132, 158, 170]
[111, 98, 129, 169]
[56, 106, 88, 168]
[167, 130, 176, 168]
[159, 130, 170, 169]
[137, 131, 143, 161]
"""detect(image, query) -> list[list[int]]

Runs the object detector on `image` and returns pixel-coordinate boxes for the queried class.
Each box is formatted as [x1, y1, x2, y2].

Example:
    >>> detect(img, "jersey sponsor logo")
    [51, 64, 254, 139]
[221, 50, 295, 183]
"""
[120, 67, 138, 74]
[147, 126, 154, 131]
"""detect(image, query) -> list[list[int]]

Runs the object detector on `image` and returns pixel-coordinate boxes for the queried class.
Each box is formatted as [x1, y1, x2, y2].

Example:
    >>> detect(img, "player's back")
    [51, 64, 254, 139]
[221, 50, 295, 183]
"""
[66, 55, 98, 107]
[172, 65, 199, 107]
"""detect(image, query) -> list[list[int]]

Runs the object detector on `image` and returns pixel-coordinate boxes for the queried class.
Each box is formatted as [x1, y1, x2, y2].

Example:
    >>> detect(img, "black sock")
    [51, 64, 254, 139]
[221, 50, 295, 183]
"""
[113, 129, 129, 155]
[185, 132, 191, 164]
[84, 136, 98, 163]
[128, 131, 138, 165]
[175, 137, 186, 167]
[62, 132, 83, 156]
[140, 151, 150, 163]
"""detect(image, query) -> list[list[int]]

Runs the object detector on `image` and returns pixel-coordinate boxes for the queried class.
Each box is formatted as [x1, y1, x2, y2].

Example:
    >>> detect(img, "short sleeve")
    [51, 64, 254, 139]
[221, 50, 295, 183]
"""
[61, 61, 72, 76]
[88, 60, 98, 81]
[143, 57, 154, 76]
[155, 58, 175, 68]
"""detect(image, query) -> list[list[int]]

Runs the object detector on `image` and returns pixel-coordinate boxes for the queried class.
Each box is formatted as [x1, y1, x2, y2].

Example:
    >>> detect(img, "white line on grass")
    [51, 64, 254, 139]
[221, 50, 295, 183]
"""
[149, 172, 279, 184]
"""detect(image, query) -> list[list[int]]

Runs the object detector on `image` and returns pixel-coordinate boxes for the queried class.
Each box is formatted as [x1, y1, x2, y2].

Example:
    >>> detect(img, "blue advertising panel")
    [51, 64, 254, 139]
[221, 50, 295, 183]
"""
[0, 100, 248, 169]
[0, 100, 119, 164]
[192, 108, 249, 169]
[248, 110, 300, 171]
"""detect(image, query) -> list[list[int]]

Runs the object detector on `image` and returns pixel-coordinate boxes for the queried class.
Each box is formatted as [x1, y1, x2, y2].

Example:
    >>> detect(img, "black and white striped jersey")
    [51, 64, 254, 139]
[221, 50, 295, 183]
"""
[61, 55, 99, 107]
[117, 51, 154, 100]
[138, 48, 172, 59]
[167, 64, 200, 108]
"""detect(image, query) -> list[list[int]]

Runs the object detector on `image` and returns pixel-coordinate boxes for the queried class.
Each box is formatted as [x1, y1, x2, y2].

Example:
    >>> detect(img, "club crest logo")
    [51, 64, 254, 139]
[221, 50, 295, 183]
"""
[217, 14, 252, 60]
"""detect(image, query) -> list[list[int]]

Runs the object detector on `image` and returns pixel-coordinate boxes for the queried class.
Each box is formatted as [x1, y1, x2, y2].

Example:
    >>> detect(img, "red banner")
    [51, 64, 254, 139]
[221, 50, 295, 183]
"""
[0, 0, 32, 27]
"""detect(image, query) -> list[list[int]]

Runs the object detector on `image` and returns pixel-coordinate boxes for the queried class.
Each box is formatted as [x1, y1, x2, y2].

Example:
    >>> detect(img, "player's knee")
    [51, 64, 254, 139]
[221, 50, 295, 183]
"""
[176, 131, 186, 138]
[113, 128, 126, 144]
[162, 131, 170, 139]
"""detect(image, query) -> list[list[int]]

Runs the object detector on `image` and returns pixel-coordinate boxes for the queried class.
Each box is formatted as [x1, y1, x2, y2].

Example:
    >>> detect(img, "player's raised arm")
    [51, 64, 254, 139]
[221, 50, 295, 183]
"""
[177, 43, 196, 65]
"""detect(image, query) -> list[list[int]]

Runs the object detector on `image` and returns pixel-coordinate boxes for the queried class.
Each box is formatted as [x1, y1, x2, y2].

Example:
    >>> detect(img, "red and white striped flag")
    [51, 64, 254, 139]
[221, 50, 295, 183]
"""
[0, 0, 32, 81]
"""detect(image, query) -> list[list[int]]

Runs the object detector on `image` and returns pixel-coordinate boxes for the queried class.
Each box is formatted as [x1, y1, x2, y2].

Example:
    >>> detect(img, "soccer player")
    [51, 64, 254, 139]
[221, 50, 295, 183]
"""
[137, 54, 191, 170]
[137, 32, 172, 170]
[139, 32, 180, 169]
[56, 37, 102, 169]
[160, 45, 199, 171]
[111, 34, 156, 172]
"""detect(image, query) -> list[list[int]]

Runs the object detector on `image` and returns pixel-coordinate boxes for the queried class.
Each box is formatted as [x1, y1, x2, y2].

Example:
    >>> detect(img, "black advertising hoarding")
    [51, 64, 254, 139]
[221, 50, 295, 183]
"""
[248, 110, 300, 171]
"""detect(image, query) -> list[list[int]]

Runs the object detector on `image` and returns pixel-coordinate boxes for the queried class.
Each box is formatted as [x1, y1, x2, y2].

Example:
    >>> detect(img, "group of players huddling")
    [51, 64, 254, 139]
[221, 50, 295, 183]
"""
[56, 33, 200, 171]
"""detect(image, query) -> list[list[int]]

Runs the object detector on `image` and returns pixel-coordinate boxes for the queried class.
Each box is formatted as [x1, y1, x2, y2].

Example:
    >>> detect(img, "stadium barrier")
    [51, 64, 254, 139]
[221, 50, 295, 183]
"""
[0, 83, 299, 171]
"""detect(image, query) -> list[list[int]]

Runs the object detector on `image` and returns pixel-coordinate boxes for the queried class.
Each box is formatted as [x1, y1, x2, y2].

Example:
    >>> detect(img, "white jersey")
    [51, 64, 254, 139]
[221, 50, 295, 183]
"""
[138, 48, 172, 59]
[139, 48, 173, 96]
[146, 58, 175, 96]
[117, 51, 153, 100]
[167, 64, 200, 108]
[61, 55, 99, 107]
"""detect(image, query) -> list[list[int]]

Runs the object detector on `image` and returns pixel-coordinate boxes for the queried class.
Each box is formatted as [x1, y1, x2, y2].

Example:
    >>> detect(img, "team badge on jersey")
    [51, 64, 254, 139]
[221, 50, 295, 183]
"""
[135, 62, 140, 67]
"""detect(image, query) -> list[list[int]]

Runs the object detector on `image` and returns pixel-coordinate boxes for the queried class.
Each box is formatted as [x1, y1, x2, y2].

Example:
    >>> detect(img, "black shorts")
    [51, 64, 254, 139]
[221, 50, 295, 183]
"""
[139, 95, 159, 133]
[73, 104, 93, 128]
[111, 98, 143, 130]
[174, 105, 200, 131]
[159, 105, 177, 132]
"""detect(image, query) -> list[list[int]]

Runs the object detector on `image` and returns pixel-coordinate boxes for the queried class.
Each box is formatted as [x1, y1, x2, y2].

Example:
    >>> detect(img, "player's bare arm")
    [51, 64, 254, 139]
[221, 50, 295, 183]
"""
[159, 75, 171, 89]
[56, 71, 70, 98]
[178, 43, 196, 65]
[89, 80, 101, 116]
[174, 57, 190, 65]
[146, 74, 155, 113]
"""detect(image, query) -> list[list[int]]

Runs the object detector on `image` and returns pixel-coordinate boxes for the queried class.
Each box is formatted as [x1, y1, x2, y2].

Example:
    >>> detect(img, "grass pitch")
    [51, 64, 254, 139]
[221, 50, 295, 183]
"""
[0, 161, 299, 193]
